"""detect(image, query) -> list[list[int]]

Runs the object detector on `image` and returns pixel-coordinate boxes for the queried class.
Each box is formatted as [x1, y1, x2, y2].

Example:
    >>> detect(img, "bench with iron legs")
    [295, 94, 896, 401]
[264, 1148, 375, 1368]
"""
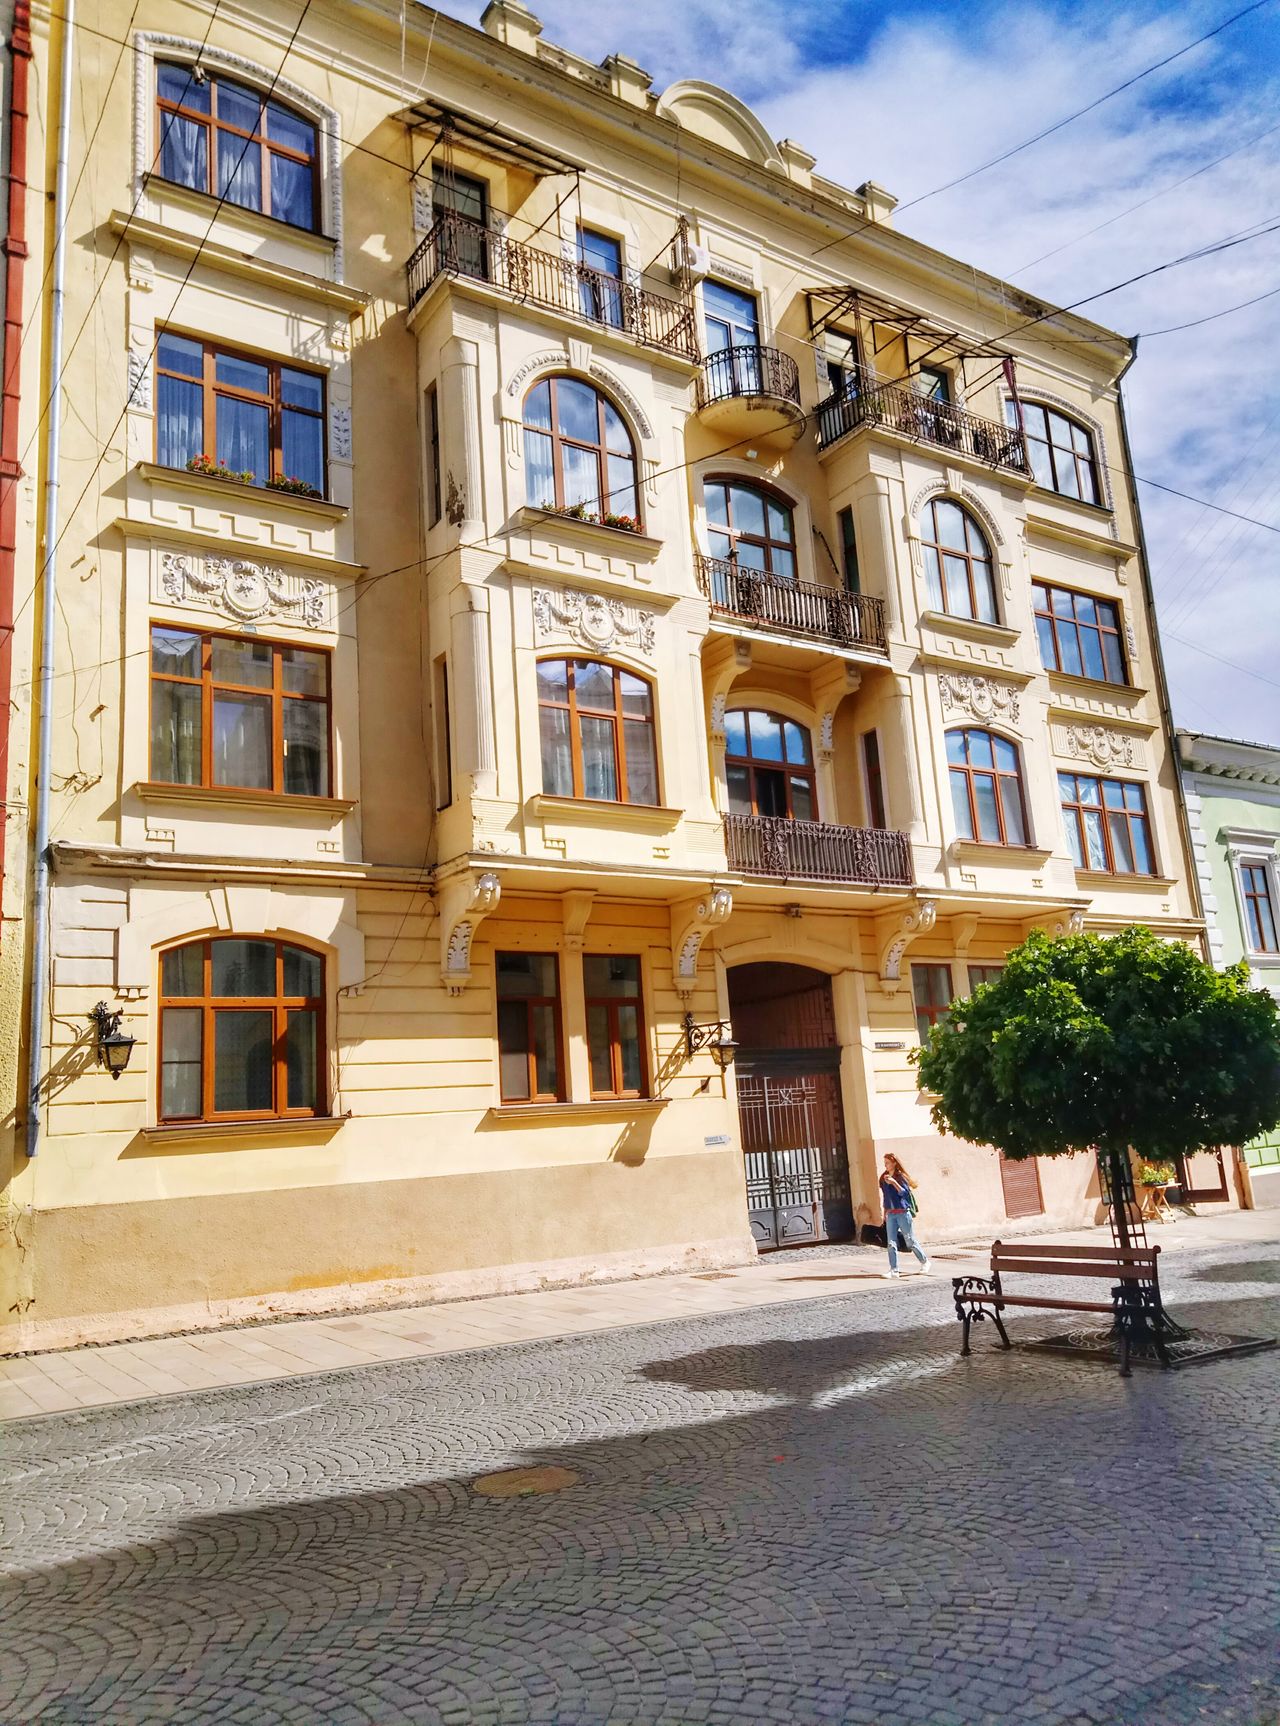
[953, 1241, 1169, 1377]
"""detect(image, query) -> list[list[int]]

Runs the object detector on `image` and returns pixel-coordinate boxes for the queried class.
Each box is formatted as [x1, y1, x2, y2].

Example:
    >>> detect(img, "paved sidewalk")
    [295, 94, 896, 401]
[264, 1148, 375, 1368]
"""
[3, 1205, 1274, 1421]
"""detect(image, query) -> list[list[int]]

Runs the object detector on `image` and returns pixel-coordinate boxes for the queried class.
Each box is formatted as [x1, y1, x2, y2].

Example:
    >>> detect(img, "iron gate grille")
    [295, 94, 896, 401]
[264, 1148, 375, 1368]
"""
[737, 1072, 852, 1249]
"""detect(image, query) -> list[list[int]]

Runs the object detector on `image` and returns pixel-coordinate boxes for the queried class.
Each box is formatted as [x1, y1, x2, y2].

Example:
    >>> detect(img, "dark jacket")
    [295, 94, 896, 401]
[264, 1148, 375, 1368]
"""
[880, 1173, 913, 1214]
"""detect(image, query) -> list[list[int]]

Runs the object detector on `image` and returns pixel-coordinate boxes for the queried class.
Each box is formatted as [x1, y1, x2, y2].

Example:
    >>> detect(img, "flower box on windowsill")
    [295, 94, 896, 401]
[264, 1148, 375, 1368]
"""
[515, 504, 661, 558]
[530, 793, 682, 832]
[132, 782, 356, 817]
[136, 461, 348, 521]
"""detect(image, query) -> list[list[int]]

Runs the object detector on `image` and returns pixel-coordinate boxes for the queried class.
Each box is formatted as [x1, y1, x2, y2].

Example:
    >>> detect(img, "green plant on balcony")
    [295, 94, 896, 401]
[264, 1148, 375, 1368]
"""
[538, 499, 641, 534]
[186, 453, 255, 485]
[265, 474, 324, 499]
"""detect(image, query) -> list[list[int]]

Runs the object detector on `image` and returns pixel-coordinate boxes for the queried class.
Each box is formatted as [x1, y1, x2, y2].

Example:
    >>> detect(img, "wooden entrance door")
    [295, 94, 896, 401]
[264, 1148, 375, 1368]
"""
[1175, 1148, 1229, 1204]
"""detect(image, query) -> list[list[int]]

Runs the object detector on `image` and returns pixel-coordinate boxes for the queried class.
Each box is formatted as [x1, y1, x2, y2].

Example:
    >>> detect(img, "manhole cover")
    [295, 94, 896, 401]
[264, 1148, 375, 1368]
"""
[472, 1465, 581, 1497]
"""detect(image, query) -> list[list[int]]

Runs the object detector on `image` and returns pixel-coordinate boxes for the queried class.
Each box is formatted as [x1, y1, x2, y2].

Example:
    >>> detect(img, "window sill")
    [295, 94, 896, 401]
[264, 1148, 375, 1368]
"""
[132, 782, 356, 817]
[139, 1114, 348, 1146]
[486, 1098, 669, 1122]
[1246, 953, 1280, 969]
[515, 505, 662, 559]
[1074, 870, 1175, 890]
[137, 462, 348, 521]
[1045, 669, 1148, 702]
[919, 611, 1019, 648]
[952, 841, 1053, 865]
[531, 794, 681, 832]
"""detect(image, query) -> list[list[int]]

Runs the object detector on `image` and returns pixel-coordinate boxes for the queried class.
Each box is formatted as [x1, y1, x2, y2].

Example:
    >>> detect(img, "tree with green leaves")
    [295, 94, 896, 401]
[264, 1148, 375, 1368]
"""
[916, 925, 1280, 1245]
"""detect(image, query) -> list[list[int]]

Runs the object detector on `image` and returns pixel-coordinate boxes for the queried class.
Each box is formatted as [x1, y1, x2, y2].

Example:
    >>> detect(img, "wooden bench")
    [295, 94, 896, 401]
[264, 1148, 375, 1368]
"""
[953, 1241, 1169, 1376]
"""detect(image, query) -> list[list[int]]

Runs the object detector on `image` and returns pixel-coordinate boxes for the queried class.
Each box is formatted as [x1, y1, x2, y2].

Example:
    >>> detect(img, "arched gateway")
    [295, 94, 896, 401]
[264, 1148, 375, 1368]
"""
[727, 962, 853, 1249]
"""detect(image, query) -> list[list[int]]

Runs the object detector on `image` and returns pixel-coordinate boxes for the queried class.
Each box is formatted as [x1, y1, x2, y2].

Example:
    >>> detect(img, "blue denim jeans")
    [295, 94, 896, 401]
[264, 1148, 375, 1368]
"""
[885, 1210, 927, 1271]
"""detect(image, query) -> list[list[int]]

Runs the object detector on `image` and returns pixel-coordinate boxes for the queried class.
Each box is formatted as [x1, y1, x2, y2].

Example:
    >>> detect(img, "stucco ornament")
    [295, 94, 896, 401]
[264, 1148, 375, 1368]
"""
[671, 888, 733, 997]
[1065, 724, 1134, 770]
[159, 551, 328, 629]
[877, 897, 938, 987]
[938, 672, 1020, 727]
[439, 871, 502, 996]
[533, 587, 656, 656]
[127, 348, 152, 411]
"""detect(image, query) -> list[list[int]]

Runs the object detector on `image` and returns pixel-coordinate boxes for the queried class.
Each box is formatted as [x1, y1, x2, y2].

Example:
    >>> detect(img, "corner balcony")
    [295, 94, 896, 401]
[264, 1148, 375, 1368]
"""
[695, 344, 805, 447]
[696, 554, 887, 656]
[725, 813, 914, 885]
[816, 367, 1030, 475]
[406, 210, 699, 363]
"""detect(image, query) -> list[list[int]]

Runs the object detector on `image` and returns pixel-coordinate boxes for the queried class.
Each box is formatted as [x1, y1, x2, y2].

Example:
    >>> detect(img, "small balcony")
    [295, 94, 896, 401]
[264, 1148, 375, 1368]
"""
[407, 210, 699, 363]
[816, 366, 1029, 474]
[695, 344, 805, 447]
[725, 813, 914, 885]
[696, 554, 887, 656]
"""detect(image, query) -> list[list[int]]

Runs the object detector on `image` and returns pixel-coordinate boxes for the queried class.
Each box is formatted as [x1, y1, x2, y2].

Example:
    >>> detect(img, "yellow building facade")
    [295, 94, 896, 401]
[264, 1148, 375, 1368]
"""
[3, 0, 1212, 1349]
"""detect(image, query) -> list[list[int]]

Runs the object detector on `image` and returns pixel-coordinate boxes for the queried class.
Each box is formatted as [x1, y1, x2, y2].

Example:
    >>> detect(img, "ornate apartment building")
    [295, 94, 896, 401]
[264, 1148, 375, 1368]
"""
[2, 0, 1213, 1346]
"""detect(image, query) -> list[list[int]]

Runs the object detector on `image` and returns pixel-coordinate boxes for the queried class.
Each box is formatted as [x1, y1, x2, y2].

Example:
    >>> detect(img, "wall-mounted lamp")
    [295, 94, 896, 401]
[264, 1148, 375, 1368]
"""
[89, 1002, 136, 1080]
[683, 1011, 739, 1070]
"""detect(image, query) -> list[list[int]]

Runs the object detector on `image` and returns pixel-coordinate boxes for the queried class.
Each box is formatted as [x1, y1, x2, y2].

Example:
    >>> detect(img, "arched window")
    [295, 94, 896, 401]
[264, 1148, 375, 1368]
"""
[1008, 401, 1100, 504]
[947, 728, 1027, 846]
[155, 62, 318, 231]
[537, 659, 657, 805]
[523, 377, 639, 526]
[704, 478, 796, 577]
[158, 937, 324, 1122]
[725, 709, 815, 820]
[921, 498, 997, 622]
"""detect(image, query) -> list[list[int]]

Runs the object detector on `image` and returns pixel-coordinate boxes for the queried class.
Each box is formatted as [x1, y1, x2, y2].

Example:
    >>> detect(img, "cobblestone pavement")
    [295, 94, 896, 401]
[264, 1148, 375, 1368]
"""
[2, 1241, 1277, 1726]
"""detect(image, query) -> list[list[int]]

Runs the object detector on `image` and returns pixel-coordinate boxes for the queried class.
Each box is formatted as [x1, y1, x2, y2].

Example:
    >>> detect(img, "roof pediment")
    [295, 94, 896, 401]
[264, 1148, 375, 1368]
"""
[654, 80, 783, 172]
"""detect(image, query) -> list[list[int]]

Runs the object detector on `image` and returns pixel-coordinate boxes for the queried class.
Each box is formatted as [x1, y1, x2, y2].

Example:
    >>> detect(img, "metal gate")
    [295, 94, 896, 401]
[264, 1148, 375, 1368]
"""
[738, 1068, 852, 1249]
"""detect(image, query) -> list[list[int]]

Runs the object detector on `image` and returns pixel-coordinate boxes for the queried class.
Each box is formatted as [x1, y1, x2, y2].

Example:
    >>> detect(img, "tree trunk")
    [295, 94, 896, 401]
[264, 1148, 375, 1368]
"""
[1101, 1143, 1133, 1249]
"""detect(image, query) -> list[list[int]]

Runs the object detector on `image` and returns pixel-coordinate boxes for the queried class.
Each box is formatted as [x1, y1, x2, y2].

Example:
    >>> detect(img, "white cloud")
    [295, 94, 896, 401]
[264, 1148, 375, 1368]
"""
[431, 0, 1280, 738]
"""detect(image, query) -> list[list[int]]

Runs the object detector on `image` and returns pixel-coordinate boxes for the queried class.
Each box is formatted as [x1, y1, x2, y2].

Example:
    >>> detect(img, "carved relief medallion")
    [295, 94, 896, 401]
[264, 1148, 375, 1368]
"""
[533, 586, 656, 656]
[938, 672, 1020, 726]
[158, 550, 331, 630]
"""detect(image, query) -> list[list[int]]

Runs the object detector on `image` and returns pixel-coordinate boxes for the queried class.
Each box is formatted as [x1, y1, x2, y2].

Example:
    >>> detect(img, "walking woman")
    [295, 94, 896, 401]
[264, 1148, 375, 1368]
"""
[879, 1154, 932, 1278]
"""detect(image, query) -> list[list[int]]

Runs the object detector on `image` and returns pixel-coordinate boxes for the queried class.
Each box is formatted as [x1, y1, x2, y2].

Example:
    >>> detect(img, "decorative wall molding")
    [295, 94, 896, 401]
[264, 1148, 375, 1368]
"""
[329, 404, 353, 462]
[709, 693, 728, 745]
[588, 362, 654, 439]
[877, 897, 937, 989]
[532, 586, 656, 657]
[439, 871, 501, 996]
[505, 349, 572, 398]
[156, 550, 332, 630]
[671, 888, 733, 997]
[938, 672, 1021, 727]
[1022, 906, 1088, 940]
[132, 34, 344, 275]
[127, 348, 152, 411]
[1062, 722, 1136, 770]
[907, 478, 1006, 548]
[818, 711, 836, 757]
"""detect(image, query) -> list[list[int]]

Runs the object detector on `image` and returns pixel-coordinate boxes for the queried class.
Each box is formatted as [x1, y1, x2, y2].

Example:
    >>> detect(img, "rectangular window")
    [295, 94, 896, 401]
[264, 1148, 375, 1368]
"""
[837, 506, 860, 593]
[432, 165, 489, 279]
[911, 364, 950, 403]
[155, 62, 318, 231]
[861, 730, 886, 829]
[433, 655, 452, 810]
[1058, 772, 1155, 875]
[576, 225, 625, 329]
[425, 384, 442, 527]
[703, 279, 759, 351]
[1241, 862, 1279, 954]
[584, 955, 647, 1097]
[156, 332, 326, 495]
[1033, 582, 1127, 685]
[496, 952, 564, 1103]
[911, 963, 953, 1041]
[150, 625, 331, 797]
[967, 964, 1004, 991]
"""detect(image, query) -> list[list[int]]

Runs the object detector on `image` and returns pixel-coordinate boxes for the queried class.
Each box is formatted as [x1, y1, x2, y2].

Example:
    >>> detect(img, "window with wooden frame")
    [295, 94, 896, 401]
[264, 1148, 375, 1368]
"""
[920, 498, 997, 622]
[576, 225, 625, 329]
[158, 937, 324, 1122]
[1033, 582, 1127, 684]
[725, 709, 815, 821]
[1007, 400, 1101, 504]
[585, 955, 647, 1097]
[1058, 772, 1155, 875]
[967, 963, 1005, 992]
[156, 331, 326, 495]
[837, 505, 860, 592]
[1240, 861, 1279, 954]
[150, 625, 331, 797]
[496, 952, 564, 1103]
[523, 376, 639, 526]
[537, 658, 658, 806]
[861, 729, 886, 829]
[154, 62, 318, 231]
[704, 478, 796, 578]
[946, 728, 1028, 846]
[911, 963, 953, 1041]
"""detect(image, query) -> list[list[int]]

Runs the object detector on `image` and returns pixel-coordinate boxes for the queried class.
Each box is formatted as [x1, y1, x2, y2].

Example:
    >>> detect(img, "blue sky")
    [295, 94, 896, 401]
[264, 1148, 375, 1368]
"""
[432, 0, 1280, 742]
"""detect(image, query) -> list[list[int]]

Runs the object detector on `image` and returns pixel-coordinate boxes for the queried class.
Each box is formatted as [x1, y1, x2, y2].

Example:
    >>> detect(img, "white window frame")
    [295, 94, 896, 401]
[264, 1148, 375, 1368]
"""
[1224, 827, 1280, 967]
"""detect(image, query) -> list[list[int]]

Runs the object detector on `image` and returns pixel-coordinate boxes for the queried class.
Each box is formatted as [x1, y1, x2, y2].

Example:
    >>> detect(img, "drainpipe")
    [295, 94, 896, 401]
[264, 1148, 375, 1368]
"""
[25, 0, 74, 1157]
[1113, 338, 1206, 948]
[0, 0, 32, 912]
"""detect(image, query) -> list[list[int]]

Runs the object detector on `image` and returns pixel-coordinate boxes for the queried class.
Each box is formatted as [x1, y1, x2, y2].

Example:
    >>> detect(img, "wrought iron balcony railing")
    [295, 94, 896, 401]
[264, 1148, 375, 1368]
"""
[816, 366, 1029, 473]
[696, 554, 887, 654]
[724, 812, 914, 885]
[407, 209, 700, 362]
[697, 343, 801, 410]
